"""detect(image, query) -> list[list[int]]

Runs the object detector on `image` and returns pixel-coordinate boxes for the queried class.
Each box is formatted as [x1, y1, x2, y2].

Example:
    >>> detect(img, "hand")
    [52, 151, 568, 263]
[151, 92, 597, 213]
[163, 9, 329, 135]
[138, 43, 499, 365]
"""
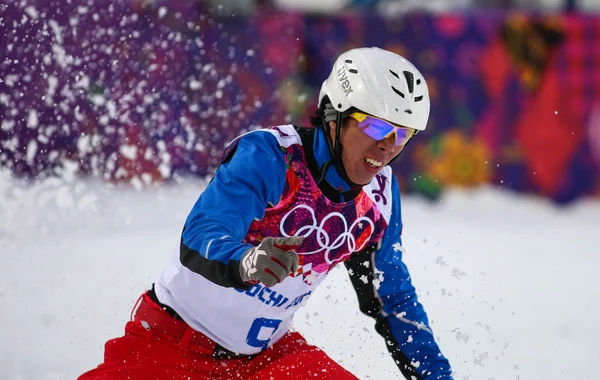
[239, 236, 304, 287]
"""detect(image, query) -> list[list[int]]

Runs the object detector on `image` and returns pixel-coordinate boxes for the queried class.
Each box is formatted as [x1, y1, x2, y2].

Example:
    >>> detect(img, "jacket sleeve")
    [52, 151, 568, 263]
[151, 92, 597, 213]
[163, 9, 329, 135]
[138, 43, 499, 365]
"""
[180, 130, 287, 289]
[344, 175, 453, 379]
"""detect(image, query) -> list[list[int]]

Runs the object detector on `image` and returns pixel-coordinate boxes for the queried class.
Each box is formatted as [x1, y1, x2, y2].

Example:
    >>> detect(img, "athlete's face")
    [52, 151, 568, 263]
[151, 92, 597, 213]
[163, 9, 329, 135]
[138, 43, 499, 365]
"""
[329, 118, 405, 185]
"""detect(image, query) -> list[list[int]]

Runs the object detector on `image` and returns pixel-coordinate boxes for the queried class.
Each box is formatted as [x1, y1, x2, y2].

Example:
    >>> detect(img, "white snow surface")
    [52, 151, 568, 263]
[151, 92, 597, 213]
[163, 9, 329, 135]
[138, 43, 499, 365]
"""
[1, 170, 599, 380]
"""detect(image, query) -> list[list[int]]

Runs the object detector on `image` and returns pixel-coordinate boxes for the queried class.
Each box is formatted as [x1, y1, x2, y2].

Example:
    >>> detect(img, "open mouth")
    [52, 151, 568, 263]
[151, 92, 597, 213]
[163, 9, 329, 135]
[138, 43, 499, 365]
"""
[364, 157, 383, 168]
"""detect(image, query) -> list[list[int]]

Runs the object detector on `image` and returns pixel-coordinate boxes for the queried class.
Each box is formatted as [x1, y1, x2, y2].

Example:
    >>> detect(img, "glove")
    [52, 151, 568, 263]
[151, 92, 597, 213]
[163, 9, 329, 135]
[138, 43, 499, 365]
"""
[239, 236, 304, 287]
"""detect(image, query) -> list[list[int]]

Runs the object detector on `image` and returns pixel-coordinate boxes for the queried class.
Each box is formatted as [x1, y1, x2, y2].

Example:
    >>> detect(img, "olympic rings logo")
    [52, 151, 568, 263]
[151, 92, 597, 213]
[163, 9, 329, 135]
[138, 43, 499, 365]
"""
[280, 204, 375, 264]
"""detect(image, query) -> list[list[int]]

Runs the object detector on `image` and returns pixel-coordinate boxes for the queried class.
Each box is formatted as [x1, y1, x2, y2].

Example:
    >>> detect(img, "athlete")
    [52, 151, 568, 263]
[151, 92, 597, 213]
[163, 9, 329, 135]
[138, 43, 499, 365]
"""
[79, 47, 453, 380]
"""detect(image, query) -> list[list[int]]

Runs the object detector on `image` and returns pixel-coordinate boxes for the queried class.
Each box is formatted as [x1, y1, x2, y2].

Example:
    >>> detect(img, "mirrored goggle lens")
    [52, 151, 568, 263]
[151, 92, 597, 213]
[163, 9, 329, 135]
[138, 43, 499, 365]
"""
[356, 117, 415, 146]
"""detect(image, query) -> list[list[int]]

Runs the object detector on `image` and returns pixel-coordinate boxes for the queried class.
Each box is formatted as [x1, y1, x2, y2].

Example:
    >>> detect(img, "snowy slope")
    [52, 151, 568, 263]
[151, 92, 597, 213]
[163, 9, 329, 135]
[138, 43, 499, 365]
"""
[1, 171, 599, 380]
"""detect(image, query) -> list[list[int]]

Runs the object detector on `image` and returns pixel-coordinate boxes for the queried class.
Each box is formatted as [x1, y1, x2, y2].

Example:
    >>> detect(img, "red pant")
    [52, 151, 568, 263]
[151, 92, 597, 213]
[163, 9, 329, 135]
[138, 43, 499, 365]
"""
[79, 293, 358, 380]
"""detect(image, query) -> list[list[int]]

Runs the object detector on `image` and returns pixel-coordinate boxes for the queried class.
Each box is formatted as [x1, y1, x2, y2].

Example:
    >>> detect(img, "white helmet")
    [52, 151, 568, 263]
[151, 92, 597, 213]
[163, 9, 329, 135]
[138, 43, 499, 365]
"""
[318, 47, 430, 132]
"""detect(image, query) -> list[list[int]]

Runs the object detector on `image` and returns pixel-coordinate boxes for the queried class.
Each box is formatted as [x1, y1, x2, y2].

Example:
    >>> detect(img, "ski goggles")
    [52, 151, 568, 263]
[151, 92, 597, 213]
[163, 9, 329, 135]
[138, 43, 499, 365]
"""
[349, 112, 416, 147]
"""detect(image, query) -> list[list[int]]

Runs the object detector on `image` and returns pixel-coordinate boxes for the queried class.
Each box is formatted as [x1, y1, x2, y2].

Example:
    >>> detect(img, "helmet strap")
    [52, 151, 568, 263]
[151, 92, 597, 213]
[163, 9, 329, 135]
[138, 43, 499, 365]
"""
[319, 109, 363, 190]
[317, 109, 335, 185]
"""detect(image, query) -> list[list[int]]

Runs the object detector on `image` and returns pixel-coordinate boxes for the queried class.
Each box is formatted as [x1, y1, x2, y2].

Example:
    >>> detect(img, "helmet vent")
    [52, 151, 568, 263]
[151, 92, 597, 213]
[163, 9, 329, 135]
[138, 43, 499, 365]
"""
[391, 86, 405, 98]
[414, 96, 423, 102]
[345, 59, 353, 64]
[417, 78, 422, 85]
[405, 110, 413, 114]
[403, 71, 414, 94]
[349, 69, 358, 74]
[389, 69, 400, 79]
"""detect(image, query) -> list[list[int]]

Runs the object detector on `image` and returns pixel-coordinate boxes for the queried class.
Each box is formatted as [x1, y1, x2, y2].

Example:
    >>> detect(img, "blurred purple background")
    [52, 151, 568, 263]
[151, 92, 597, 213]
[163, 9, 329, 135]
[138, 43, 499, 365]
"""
[1, 0, 599, 203]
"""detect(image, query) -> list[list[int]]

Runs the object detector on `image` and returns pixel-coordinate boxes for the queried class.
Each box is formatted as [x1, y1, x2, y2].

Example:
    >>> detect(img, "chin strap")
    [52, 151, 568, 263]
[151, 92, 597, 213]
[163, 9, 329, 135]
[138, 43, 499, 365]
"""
[319, 104, 363, 190]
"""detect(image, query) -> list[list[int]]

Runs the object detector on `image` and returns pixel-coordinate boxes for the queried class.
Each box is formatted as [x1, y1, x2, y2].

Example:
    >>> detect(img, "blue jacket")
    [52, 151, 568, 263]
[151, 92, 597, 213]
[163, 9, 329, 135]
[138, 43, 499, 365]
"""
[178, 125, 453, 379]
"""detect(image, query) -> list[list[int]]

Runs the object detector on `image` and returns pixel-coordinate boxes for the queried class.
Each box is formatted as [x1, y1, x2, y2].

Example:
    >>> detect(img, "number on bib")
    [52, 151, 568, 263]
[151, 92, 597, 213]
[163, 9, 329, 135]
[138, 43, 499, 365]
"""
[246, 318, 282, 351]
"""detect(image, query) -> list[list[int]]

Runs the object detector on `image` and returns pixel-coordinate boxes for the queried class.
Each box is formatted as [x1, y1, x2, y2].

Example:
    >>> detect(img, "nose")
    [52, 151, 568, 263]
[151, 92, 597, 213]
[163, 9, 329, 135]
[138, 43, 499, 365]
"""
[377, 134, 396, 152]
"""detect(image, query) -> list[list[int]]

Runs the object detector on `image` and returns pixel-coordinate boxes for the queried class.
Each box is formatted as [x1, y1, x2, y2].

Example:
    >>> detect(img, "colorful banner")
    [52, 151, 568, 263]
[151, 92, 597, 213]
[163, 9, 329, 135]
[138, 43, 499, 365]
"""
[1, 1, 598, 203]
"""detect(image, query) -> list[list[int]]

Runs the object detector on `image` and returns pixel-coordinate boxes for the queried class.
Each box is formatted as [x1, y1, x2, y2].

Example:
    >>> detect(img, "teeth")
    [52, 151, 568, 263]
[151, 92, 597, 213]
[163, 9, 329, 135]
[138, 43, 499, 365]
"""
[365, 158, 383, 168]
